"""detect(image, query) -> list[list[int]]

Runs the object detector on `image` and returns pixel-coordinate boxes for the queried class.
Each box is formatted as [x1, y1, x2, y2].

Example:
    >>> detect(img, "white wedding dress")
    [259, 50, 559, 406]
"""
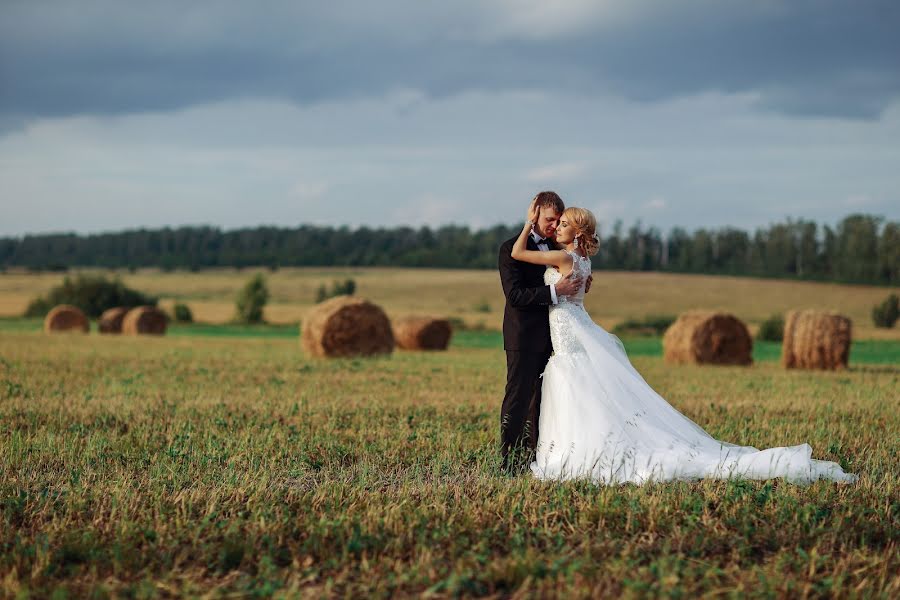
[531, 251, 859, 486]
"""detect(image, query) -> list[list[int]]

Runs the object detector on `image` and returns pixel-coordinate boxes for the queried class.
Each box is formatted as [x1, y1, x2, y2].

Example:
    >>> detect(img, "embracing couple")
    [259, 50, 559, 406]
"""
[497, 191, 858, 485]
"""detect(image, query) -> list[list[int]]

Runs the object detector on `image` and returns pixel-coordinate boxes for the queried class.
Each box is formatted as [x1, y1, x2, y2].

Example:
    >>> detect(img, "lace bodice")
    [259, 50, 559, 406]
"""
[545, 251, 592, 355]
[543, 251, 590, 306]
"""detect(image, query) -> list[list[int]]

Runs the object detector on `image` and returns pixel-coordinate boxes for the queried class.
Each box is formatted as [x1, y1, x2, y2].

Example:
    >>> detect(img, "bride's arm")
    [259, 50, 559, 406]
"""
[511, 201, 569, 268]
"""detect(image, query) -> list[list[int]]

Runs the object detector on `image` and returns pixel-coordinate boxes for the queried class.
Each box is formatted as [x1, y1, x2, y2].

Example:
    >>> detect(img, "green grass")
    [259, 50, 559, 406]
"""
[0, 317, 45, 333]
[809, 339, 900, 365]
[5, 317, 898, 366]
[168, 321, 299, 338]
[619, 337, 900, 366]
[0, 317, 302, 339]
[0, 332, 896, 597]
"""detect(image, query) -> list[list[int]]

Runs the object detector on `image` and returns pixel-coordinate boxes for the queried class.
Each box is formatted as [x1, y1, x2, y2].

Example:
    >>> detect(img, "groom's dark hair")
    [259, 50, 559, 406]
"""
[533, 191, 565, 214]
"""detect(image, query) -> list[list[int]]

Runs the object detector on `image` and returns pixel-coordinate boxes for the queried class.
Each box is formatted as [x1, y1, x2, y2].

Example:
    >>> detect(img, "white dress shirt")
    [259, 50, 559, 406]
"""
[531, 230, 558, 305]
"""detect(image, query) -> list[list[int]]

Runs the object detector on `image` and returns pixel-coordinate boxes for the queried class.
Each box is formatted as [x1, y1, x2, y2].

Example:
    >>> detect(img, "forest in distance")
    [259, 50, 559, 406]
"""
[2, 212, 898, 286]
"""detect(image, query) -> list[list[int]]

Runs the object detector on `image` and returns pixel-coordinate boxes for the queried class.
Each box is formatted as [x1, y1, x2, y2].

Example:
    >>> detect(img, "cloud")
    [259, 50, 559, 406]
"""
[394, 193, 462, 226]
[645, 197, 667, 210]
[590, 200, 628, 227]
[1, 84, 898, 237]
[844, 194, 874, 207]
[525, 162, 589, 183]
[290, 181, 330, 202]
[1, 1, 898, 123]
[474, 0, 628, 41]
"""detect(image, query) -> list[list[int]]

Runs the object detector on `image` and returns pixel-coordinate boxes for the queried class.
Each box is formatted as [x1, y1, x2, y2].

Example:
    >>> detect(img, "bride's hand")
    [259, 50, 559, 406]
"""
[526, 198, 540, 226]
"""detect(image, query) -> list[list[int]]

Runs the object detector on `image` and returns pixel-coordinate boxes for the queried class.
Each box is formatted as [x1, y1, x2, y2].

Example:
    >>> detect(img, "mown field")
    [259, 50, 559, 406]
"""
[1, 268, 898, 597]
[2, 266, 900, 340]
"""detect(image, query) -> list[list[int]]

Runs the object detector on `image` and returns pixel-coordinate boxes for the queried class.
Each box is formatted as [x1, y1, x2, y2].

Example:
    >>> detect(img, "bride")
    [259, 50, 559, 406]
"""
[511, 200, 858, 485]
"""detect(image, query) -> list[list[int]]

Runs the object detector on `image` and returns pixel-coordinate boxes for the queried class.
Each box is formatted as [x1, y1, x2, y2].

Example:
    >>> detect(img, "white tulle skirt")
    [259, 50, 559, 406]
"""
[530, 309, 859, 486]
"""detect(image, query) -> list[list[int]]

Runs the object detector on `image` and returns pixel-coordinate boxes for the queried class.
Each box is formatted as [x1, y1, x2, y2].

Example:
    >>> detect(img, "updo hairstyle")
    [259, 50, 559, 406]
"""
[563, 207, 600, 256]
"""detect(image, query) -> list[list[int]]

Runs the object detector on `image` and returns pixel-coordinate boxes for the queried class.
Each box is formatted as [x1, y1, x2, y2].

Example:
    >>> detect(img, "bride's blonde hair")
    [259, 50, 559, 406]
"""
[563, 207, 600, 256]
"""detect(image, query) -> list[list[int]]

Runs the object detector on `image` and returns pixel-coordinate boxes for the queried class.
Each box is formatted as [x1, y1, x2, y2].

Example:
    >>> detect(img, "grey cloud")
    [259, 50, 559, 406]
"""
[1, 0, 899, 122]
[2, 88, 896, 237]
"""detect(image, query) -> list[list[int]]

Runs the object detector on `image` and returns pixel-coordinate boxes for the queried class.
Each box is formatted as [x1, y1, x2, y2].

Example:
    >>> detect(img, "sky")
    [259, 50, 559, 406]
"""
[1, 0, 899, 237]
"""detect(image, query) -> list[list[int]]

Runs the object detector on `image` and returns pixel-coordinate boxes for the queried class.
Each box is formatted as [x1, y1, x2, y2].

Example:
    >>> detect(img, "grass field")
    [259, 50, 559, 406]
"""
[2, 268, 898, 596]
[1, 328, 898, 597]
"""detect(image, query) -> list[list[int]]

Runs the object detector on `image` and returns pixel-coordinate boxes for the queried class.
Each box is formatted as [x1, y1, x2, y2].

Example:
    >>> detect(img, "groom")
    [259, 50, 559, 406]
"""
[497, 191, 586, 473]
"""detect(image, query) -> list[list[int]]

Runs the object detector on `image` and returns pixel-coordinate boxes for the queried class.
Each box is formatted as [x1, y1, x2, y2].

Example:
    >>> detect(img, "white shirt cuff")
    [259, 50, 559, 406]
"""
[549, 283, 558, 305]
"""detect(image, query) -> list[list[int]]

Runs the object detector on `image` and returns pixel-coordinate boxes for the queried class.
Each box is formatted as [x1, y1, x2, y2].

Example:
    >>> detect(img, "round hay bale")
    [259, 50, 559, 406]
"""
[122, 306, 167, 335]
[662, 311, 752, 366]
[98, 307, 130, 334]
[393, 317, 453, 350]
[44, 304, 89, 334]
[302, 296, 394, 358]
[781, 310, 851, 370]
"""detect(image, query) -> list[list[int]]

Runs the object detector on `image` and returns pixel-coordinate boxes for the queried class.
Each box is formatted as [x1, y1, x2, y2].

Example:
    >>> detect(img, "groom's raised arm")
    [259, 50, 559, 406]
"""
[498, 241, 552, 309]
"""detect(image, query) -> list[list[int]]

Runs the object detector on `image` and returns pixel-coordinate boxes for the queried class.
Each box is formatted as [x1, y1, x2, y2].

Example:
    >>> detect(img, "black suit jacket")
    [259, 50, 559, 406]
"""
[498, 235, 553, 353]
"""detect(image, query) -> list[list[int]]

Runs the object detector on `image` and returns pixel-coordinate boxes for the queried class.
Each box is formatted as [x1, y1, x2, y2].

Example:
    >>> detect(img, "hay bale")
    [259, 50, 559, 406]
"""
[98, 307, 130, 334]
[122, 306, 167, 335]
[44, 304, 89, 334]
[302, 296, 394, 358]
[662, 311, 752, 366]
[393, 317, 453, 350]
[781, 310, 851, 370]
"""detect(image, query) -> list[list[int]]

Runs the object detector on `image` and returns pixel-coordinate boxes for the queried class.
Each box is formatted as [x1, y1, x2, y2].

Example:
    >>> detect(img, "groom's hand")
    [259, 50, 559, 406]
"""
[585, 275, 593, 293]
[555, 273, 582, 298]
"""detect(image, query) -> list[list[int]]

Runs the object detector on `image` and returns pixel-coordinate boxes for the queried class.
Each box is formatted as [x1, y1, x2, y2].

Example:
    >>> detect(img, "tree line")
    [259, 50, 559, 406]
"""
[1, 213, 897, 285]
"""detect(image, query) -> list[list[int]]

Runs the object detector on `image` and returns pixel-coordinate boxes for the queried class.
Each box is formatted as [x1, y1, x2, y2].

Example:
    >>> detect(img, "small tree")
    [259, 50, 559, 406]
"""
[314, 278, 357, 303]
[757, 314, 784, 341]
[336, 278, 356, 296]
[315, 284, 328, 303]
[23, 274, 156, 318]
[173, 302, 193, 323]
[872, 294, 899, 328]
[235, 274, 269, 324]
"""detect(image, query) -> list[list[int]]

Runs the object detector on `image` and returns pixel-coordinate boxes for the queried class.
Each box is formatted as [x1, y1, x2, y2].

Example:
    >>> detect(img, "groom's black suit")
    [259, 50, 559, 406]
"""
[498, 234, 553, 470]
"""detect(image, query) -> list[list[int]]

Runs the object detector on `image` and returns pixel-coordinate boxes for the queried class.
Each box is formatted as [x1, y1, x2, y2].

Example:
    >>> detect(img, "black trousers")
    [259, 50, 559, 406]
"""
[500, 349, 551, 469]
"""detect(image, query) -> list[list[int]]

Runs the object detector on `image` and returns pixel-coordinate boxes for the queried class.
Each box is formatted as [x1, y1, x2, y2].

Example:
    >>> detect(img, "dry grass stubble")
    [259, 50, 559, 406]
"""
[0, 333, 896, 597]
